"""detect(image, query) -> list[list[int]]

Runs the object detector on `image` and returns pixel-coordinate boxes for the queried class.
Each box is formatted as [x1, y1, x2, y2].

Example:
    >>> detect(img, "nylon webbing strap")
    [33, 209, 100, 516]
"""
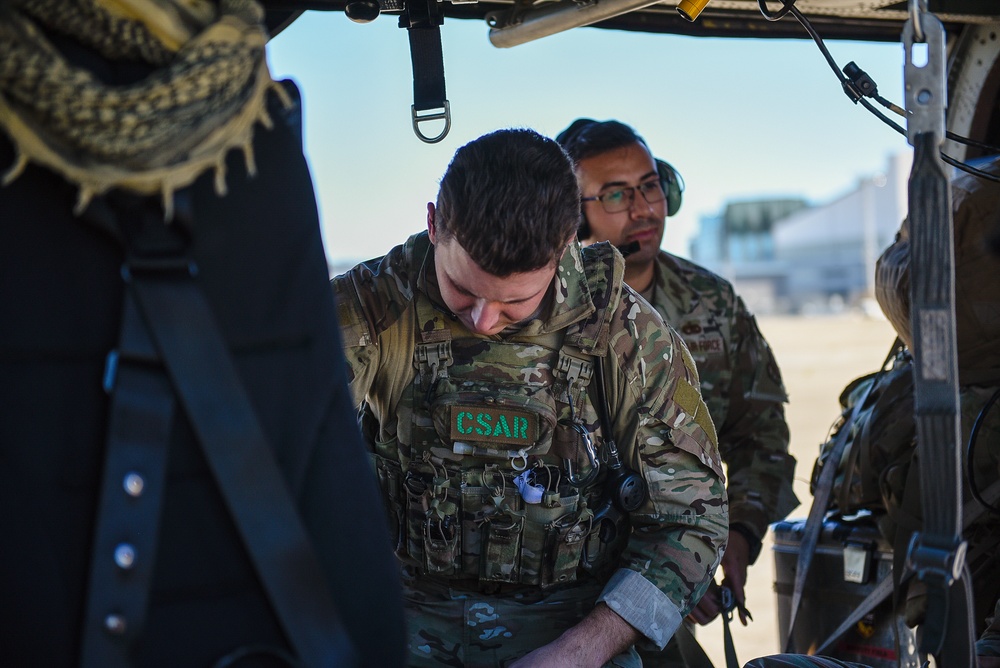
[128, 269, 356, 668]
[721, 610, 740, 668]
[903, 8, 971, 663]
[672, 592, 741, 668]
[81, 295, 174, 668]
[402, 0, 450, 143]
[674, 624, 715, 668]
[408, 27, 446, 113]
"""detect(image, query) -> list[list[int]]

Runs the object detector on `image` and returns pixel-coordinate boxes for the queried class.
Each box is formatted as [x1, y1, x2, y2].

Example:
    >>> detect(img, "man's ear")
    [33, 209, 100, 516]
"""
[426, 202, 437, 243]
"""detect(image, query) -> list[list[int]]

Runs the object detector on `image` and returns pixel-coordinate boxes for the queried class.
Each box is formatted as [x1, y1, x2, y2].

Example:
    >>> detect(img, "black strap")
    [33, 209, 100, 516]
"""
[126, 266, 357, 668]
[81, 295, 175, 668]
[672, 591, 742, 668]
[903, 12, 970, 661]
[401, 0, 450, 143]
[81, 243, 356, 667]
[906, 131, 965, 662]
[408, 26, 446, 113]
[674, 624, 715, 668]
[720, 594, 741, 668]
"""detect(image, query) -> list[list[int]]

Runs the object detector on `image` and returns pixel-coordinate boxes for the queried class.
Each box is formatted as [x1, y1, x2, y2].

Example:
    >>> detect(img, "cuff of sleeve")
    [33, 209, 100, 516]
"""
[731, 522, 763, 565]
[597, 569, 683, 651]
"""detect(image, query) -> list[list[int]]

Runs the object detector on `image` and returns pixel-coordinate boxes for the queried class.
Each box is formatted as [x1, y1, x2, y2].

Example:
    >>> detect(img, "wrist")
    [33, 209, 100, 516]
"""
[556, 603, 639, 667]
[730, 522, 763, 564]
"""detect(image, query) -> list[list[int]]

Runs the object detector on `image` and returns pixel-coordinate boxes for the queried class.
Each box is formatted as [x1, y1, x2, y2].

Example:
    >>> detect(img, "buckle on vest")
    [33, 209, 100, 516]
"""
[416, 341, 452, 379]
[557, 352, 593, 389]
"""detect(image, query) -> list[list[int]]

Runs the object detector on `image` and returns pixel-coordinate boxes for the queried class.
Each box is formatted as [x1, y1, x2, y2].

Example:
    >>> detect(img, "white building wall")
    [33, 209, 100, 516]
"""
[773, 152, 912, 311]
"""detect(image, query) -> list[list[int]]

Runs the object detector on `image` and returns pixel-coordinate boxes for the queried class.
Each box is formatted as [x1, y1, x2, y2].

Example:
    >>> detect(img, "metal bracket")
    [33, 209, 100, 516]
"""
[903, 5, 946, 145]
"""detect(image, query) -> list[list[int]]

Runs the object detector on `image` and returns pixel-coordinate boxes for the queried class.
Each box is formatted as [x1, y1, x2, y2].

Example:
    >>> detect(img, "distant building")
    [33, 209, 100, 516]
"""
[773, 152, 910, 313]
[691, 198, 809, 314]
[689, 152, 912, 314]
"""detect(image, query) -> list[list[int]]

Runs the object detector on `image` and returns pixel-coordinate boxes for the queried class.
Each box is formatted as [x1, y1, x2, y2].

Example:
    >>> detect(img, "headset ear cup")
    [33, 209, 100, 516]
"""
[655, 159, 683, 217]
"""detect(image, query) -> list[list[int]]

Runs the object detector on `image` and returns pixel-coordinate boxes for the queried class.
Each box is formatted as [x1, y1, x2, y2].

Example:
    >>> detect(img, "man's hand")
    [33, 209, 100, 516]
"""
[509, 602, 640, 668]
[688, 528, 752, 626]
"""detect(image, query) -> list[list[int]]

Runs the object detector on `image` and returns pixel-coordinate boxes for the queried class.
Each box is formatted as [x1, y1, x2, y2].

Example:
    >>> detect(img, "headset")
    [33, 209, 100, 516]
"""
[655, 158, 684, 218]
[556, 119, 685, 221]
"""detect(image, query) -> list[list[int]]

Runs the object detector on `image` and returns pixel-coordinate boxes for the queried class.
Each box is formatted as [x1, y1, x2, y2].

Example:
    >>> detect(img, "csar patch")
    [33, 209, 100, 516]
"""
[449, 405, 539, 447]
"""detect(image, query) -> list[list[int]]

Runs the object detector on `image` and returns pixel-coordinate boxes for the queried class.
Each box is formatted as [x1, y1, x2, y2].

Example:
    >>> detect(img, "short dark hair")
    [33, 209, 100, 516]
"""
[555, 119, 650, 164]
[435, 128, 581, 276]
[555, 119, 652, 240]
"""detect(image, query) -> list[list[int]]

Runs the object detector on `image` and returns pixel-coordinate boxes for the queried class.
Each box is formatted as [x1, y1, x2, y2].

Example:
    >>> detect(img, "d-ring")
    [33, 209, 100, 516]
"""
[412, 101, 451, 144]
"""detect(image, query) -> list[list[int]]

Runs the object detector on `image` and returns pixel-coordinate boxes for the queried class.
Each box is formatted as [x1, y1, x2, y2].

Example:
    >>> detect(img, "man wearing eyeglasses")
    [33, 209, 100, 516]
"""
[333, 128, 728, 667]
[557, 119, 798, 666]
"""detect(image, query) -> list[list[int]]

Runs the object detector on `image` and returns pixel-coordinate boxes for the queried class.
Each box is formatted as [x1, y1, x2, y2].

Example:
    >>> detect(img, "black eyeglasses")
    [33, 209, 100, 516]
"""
[581, 181, 665, 214]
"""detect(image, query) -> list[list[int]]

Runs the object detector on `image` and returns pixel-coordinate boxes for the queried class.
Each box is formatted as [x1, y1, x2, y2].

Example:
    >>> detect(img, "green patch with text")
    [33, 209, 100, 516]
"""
[449, 405, 538, 446]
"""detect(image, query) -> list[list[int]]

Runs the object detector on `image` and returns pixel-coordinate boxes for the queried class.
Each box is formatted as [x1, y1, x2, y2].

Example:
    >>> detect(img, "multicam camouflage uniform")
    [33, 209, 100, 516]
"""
[645, 251, 797, 550]
[638, 251, 796, 667]
[333, 233, 729, 667]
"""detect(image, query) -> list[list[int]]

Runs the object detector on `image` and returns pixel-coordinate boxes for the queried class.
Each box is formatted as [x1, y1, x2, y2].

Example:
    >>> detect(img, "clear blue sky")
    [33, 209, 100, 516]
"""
[266, 10, 910, 265]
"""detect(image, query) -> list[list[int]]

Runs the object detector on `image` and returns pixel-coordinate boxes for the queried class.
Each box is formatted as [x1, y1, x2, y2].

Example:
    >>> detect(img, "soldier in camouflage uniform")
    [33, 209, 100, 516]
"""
[333, 129, 729, 667]
[557, 119, 797, 666]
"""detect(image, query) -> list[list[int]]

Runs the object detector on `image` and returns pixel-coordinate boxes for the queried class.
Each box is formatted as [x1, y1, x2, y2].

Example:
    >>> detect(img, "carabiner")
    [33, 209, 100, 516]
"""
[560, 420, 600, 487]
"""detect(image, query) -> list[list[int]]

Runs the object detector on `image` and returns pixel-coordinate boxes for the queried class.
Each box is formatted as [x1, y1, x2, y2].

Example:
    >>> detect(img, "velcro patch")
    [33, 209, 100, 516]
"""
[449, 405, 539, 446]
[673, 377, 702, 417]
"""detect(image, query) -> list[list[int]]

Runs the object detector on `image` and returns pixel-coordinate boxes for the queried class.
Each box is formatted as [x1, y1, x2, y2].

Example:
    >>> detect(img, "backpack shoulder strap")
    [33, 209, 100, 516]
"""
[90, 262, 356, 668]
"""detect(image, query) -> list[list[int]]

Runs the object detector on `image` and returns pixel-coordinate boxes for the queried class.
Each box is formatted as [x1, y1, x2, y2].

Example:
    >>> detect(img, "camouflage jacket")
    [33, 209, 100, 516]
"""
[333, 233, 728, 649]
[648, 250, 797, 549]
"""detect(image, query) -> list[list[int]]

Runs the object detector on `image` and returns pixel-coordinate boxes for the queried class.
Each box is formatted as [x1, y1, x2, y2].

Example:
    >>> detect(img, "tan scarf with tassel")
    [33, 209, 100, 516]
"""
[0, 0, 289, 220]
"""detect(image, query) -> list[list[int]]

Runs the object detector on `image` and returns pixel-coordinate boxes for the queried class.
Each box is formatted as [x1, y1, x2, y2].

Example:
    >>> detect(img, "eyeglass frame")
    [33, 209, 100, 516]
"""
[580, 179, 666, 214]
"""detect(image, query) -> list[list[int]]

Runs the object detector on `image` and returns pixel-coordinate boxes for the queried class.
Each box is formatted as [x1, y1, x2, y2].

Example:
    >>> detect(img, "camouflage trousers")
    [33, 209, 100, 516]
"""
[402, 576, 641, 667]
[743, 656, 871, 668]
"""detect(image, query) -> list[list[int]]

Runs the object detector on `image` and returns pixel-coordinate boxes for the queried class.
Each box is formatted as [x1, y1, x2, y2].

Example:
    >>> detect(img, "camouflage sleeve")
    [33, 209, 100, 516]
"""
[597, 289, 729, 650]
[331, 268, 381, 410]
[720, 296, 798, 545]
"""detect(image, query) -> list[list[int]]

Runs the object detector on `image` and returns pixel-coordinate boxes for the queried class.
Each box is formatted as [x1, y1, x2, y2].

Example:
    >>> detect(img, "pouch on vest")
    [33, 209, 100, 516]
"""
[458, 466, 524, 579]
[402, 464, 464, 574]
